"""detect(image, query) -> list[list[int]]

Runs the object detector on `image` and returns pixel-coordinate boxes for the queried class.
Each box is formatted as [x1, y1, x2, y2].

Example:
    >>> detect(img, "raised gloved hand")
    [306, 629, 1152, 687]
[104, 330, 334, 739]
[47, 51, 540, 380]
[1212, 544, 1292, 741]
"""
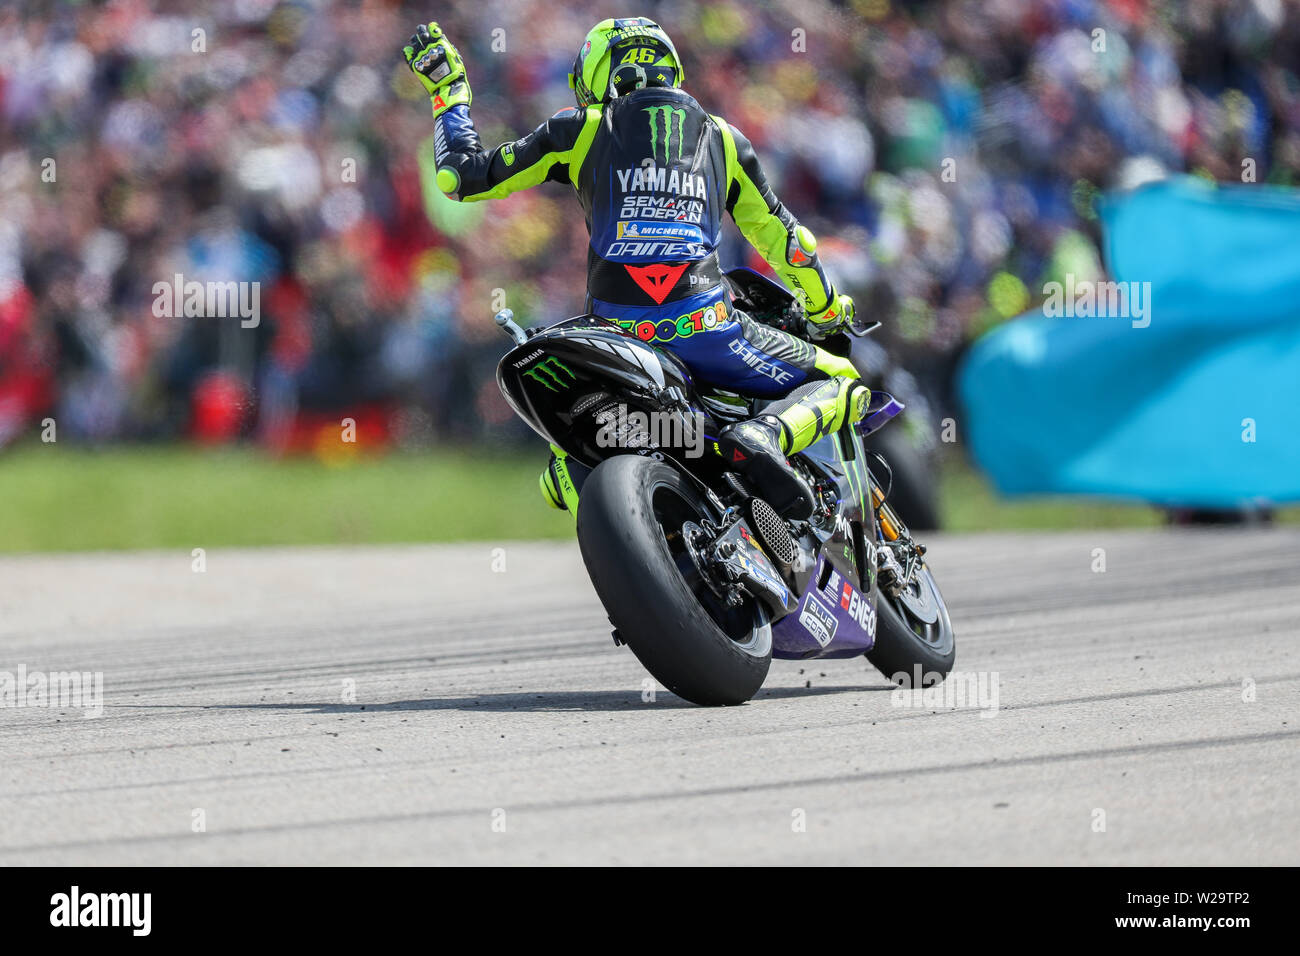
[805, 290, 855, 340]
[403, 22, 471, 118]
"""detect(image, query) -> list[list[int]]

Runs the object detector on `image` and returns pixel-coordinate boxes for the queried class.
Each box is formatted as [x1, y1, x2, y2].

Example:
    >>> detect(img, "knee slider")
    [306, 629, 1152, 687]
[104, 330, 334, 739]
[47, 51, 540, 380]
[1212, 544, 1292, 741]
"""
[843, 379, 871, 424]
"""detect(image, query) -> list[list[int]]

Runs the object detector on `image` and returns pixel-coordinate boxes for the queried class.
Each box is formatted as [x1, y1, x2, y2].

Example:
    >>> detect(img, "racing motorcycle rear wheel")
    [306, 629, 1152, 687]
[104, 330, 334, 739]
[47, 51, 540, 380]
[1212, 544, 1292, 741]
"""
[577, 454, 772, 706]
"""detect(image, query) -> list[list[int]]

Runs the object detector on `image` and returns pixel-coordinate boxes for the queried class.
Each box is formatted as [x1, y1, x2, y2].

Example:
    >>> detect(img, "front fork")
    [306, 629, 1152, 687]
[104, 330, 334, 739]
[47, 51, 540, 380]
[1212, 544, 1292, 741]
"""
[870, 479, 927, 595]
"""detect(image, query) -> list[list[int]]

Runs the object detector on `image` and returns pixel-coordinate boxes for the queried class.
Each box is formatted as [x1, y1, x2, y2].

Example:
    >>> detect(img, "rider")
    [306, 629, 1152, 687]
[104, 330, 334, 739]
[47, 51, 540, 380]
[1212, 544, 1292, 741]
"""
[403, 17, 869, 518]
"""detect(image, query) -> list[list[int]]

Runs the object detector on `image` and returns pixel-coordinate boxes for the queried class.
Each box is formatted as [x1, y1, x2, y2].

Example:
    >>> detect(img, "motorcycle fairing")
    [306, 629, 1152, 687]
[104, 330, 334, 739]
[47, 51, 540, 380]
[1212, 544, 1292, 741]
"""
[859, 392, 906, 438]
[496, 316, 715, 468]
[770, 421, 882, 659]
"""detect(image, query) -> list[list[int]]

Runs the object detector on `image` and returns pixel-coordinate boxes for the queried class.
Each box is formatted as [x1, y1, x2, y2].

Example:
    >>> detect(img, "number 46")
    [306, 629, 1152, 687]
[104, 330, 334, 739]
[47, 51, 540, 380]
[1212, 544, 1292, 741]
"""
[621, 47, 657, 64]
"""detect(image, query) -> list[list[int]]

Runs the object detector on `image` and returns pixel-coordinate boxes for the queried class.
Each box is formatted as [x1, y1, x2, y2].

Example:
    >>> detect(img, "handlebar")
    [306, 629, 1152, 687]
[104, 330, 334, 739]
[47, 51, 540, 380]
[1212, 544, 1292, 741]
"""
[847, 319, 883, 338]
[763, 304, 881, 341]
[494, 308, 530, 345]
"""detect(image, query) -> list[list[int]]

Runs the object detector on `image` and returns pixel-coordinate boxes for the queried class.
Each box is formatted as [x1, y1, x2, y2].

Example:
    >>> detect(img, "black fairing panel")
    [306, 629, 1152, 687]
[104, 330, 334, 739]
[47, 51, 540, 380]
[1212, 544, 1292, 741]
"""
[496, 316, 711, 468]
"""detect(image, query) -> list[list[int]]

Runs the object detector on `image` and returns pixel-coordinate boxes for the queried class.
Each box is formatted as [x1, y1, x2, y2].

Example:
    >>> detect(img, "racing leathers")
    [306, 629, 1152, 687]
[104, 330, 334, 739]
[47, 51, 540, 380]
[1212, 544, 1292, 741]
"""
[429, 82, 868, 516]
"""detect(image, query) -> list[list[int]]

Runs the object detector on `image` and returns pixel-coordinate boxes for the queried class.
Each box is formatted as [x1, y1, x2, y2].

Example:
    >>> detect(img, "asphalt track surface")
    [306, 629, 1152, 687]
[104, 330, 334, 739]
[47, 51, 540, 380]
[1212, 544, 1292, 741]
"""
[2, 530, 1297, 865]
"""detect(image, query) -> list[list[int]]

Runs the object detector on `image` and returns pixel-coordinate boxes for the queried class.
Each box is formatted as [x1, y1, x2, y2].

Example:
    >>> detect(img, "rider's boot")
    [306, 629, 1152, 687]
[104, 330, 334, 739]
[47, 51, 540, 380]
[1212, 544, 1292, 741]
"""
[718, 377, 870, 519]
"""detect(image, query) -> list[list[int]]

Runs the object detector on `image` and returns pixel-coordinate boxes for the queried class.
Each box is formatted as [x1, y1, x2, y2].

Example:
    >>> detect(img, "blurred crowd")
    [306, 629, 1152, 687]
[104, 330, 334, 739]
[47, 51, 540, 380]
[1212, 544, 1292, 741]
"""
[2, 0, 1298, 450]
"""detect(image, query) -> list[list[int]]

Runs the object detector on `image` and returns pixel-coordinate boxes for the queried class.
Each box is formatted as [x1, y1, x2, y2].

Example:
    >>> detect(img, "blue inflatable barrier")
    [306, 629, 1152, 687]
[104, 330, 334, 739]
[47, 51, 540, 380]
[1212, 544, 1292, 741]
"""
[958, 177, 1300, 507]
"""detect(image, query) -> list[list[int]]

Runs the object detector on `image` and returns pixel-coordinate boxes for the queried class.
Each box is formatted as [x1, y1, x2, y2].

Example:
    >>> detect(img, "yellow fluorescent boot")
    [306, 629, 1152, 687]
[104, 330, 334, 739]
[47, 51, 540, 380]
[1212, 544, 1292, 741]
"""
[716, 378, 869, 519]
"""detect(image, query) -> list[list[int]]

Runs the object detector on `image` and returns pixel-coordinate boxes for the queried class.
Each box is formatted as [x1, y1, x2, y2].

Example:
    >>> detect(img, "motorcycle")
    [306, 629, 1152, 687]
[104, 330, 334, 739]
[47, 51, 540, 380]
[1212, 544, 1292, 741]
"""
[494, 268, 955, 706]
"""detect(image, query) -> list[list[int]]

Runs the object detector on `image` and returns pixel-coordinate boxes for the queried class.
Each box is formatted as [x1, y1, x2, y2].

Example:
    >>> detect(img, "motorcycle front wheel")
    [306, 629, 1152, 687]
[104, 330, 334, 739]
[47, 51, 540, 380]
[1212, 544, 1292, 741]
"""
[867, 562, 956, 686]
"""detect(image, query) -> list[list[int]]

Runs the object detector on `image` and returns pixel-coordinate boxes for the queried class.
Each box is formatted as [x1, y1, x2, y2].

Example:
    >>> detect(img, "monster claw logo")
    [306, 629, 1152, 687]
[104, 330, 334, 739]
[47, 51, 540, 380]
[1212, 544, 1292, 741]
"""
[644, 105, 686, 162]
[522, 356, 577, 391]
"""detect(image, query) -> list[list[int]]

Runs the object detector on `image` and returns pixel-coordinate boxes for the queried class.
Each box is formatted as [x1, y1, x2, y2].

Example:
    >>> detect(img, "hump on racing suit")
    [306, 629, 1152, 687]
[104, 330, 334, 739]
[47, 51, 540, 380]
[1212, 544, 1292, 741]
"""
[579, 87, 728, 320]
[431, 85, 853, 396]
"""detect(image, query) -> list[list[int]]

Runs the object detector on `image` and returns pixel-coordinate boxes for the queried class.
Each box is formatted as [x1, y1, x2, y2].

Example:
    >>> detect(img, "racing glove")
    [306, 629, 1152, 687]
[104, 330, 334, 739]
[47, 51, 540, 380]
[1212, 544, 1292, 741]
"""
[403, 22, 472, 118]
[805, 290, 855, 340]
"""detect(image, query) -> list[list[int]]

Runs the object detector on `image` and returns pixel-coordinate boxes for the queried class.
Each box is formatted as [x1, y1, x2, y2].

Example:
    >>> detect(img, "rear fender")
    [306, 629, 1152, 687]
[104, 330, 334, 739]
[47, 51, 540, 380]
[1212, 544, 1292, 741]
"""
[629, 448, 729, 520]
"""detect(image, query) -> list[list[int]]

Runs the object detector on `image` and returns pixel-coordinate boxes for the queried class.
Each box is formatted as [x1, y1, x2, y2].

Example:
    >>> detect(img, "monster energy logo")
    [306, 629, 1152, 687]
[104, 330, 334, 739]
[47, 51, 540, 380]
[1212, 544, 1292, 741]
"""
[644, 106, 686, 162]
[522, 356, 577, 391]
